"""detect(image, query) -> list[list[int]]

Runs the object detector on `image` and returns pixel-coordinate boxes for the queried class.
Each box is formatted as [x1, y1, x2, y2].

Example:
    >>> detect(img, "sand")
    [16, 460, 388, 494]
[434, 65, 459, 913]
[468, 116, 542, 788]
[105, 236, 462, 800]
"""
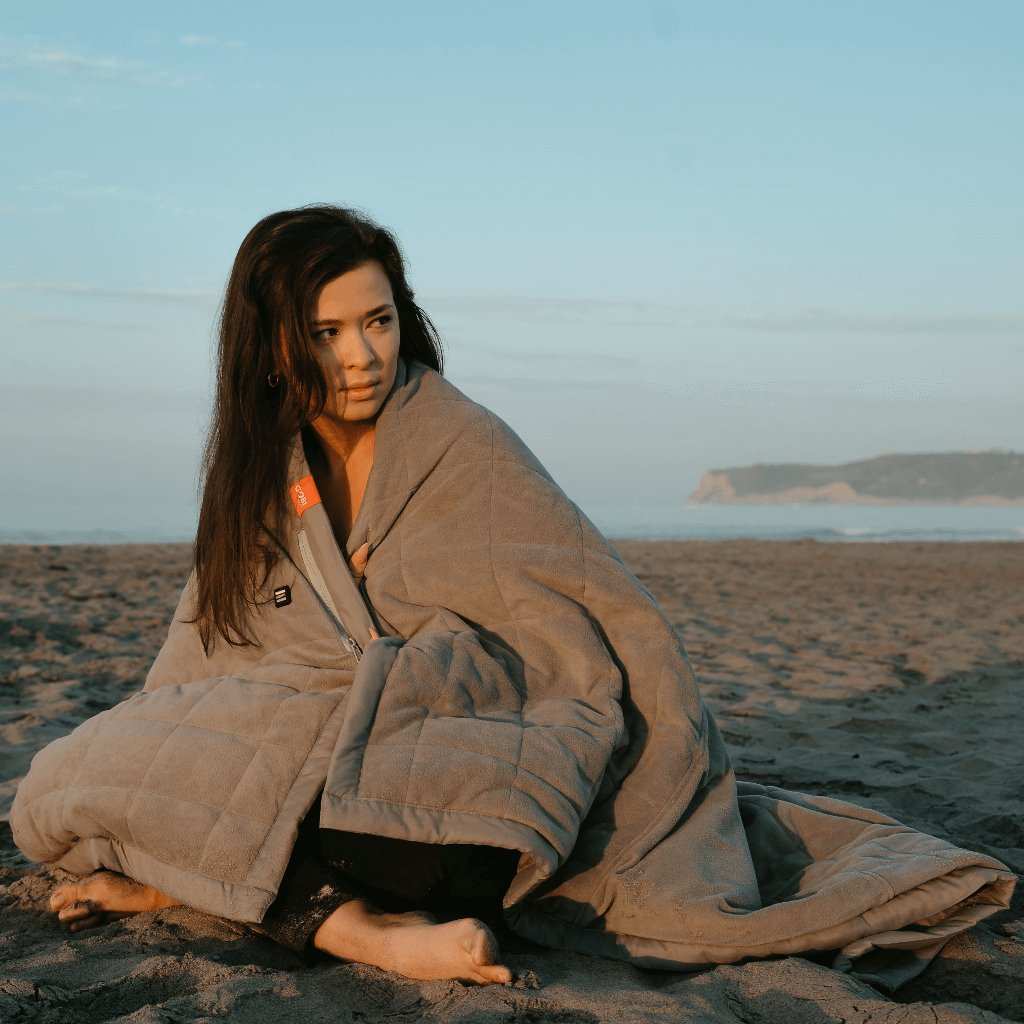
[1, 539, 1022, 1023]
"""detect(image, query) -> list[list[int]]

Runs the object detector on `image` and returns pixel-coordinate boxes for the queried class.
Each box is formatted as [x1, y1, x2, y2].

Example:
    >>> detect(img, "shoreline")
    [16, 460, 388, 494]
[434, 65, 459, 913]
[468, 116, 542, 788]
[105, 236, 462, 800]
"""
[688, 496, 1024, 506]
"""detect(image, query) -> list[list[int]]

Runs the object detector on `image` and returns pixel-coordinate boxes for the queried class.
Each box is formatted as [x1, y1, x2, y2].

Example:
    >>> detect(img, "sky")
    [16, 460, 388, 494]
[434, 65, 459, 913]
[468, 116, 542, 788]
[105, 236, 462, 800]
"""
[2, 2, 1022, 538]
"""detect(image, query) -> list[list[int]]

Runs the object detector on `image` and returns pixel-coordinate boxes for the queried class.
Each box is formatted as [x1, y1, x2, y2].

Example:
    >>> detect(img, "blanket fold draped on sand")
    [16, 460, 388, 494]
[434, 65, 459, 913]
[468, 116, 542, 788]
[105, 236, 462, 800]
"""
[11, 356, 1015, 993]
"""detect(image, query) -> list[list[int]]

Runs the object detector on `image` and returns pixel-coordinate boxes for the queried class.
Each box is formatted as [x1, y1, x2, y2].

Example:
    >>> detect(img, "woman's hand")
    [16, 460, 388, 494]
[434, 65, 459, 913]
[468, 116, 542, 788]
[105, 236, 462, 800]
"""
[349, 541, 370, 577]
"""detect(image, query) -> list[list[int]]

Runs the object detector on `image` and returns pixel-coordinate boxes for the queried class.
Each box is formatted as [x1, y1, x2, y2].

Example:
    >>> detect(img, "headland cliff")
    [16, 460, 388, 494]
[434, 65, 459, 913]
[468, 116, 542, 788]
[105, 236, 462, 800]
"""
[689, 450, 1024, 505]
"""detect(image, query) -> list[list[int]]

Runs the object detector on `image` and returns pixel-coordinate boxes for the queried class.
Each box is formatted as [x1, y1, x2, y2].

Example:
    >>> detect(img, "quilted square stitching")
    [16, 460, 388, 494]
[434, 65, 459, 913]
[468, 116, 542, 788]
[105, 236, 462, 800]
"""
[194, 713, 285, 869]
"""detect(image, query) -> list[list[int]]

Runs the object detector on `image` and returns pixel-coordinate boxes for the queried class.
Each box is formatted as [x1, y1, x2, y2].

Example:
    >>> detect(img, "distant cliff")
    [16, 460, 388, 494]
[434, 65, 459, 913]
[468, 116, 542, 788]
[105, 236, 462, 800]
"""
[689, 450, 1024, 505]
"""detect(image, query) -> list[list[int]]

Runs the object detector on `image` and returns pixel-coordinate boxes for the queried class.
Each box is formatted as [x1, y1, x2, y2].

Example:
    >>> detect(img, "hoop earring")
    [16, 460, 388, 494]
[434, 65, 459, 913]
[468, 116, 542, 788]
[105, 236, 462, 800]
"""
[267, 371, 280, 388]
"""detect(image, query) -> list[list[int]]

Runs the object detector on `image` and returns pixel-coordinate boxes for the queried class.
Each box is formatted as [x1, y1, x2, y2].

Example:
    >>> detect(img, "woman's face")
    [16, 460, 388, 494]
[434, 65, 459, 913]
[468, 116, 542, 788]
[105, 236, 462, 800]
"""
[299, 259, 401, 427]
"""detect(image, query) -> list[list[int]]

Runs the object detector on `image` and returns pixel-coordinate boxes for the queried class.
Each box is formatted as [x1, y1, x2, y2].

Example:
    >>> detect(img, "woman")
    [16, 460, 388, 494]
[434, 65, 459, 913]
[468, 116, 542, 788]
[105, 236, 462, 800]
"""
[18, 205, 1013, 995]
[46, 205, 521, 984]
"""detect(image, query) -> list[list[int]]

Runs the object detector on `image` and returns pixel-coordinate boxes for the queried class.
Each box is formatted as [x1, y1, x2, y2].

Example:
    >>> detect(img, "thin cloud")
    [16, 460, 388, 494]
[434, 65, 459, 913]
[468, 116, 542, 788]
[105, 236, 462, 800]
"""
[179, 34, 246, 49]
[14, 171, 216, 219]
[3, 281, 1020, 339]
[21, 173, 158, 203]
[717, 310, 1024, 335]
[425, 292, 684, 328]
[454, 372, 675, 396]
[25, 48, 126, 77]
[19, 177, 135, 201]
[5, 310, 153, 331]
[0, 281, 218, 306]
[448, 340, 636, 368]
[0, 200, 63, 215]
[0, 40, 194, 87]
[0, 85, 86, 107]
[425, 292, 1024, 335]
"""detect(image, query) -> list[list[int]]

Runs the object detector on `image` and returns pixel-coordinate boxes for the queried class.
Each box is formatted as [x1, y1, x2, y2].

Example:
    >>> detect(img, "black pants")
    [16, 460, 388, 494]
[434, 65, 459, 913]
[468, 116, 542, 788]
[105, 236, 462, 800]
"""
[251, 797, 520, 960]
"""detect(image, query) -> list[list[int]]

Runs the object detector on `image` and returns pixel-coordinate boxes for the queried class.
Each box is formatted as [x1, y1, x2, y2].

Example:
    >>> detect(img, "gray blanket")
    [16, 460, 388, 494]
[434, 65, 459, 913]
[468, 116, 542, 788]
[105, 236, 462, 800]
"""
[11, 356, 1015, 992]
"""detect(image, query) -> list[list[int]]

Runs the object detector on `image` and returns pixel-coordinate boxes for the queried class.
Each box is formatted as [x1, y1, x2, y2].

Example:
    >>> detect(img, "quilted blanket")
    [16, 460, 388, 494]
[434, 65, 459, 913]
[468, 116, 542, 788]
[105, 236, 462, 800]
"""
[11, 355, 1015, 992]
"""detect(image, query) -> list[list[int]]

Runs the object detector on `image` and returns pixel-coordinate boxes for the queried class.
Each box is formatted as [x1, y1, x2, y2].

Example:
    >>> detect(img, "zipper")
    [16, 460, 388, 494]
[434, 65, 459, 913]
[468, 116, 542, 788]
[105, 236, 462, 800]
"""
[296, 527, 364, 662]
[261, 522, 366, 661]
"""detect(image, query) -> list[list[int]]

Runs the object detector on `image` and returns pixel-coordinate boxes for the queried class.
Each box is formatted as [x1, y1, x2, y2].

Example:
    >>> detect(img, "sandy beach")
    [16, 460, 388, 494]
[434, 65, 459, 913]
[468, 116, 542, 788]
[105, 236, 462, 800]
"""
[1, 539, 1021, 1023]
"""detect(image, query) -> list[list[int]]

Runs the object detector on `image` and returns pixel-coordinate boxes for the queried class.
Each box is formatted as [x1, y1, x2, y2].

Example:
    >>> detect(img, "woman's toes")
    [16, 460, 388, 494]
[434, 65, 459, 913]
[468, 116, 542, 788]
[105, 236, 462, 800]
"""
[459, 920, 512, 984]
[474, 962, 513, 985]
[57, 900, 93, 922]
[57, 900, 107, 932]
[49, 884, 80, 913]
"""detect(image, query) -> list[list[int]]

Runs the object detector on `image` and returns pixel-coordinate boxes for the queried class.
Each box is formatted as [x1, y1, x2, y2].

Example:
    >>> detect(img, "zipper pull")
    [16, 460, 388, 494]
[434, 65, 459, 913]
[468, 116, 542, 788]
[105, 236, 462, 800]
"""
[344, 634, 363, 660]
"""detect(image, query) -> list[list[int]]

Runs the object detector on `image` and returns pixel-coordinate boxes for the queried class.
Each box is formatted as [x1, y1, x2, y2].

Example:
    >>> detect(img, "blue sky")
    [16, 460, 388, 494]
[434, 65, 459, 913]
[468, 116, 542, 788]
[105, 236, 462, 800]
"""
[2, 2, 1022, 537]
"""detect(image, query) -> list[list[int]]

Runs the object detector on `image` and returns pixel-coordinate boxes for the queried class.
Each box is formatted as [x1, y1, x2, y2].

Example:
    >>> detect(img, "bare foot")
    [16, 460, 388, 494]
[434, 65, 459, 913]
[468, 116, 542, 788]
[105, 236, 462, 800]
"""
[49, 870, 182, 933]
[312, 899, 513, 985]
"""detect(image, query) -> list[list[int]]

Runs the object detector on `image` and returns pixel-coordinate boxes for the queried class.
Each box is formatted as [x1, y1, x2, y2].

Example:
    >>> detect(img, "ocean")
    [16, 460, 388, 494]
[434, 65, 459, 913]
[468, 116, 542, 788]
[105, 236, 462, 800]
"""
[1, 502, 1022, 545]
[585, 501, 1024, 542]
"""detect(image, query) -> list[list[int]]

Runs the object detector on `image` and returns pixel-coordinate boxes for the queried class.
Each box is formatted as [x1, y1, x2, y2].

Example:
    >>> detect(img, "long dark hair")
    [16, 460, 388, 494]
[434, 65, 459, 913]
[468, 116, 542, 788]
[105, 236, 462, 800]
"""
[188, 204, 444, 654]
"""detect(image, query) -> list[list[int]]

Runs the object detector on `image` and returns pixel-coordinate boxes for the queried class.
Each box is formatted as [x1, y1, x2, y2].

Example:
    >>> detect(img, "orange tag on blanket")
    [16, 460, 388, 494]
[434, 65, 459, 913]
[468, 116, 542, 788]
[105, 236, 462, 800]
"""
[289, 475, 322, 518]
